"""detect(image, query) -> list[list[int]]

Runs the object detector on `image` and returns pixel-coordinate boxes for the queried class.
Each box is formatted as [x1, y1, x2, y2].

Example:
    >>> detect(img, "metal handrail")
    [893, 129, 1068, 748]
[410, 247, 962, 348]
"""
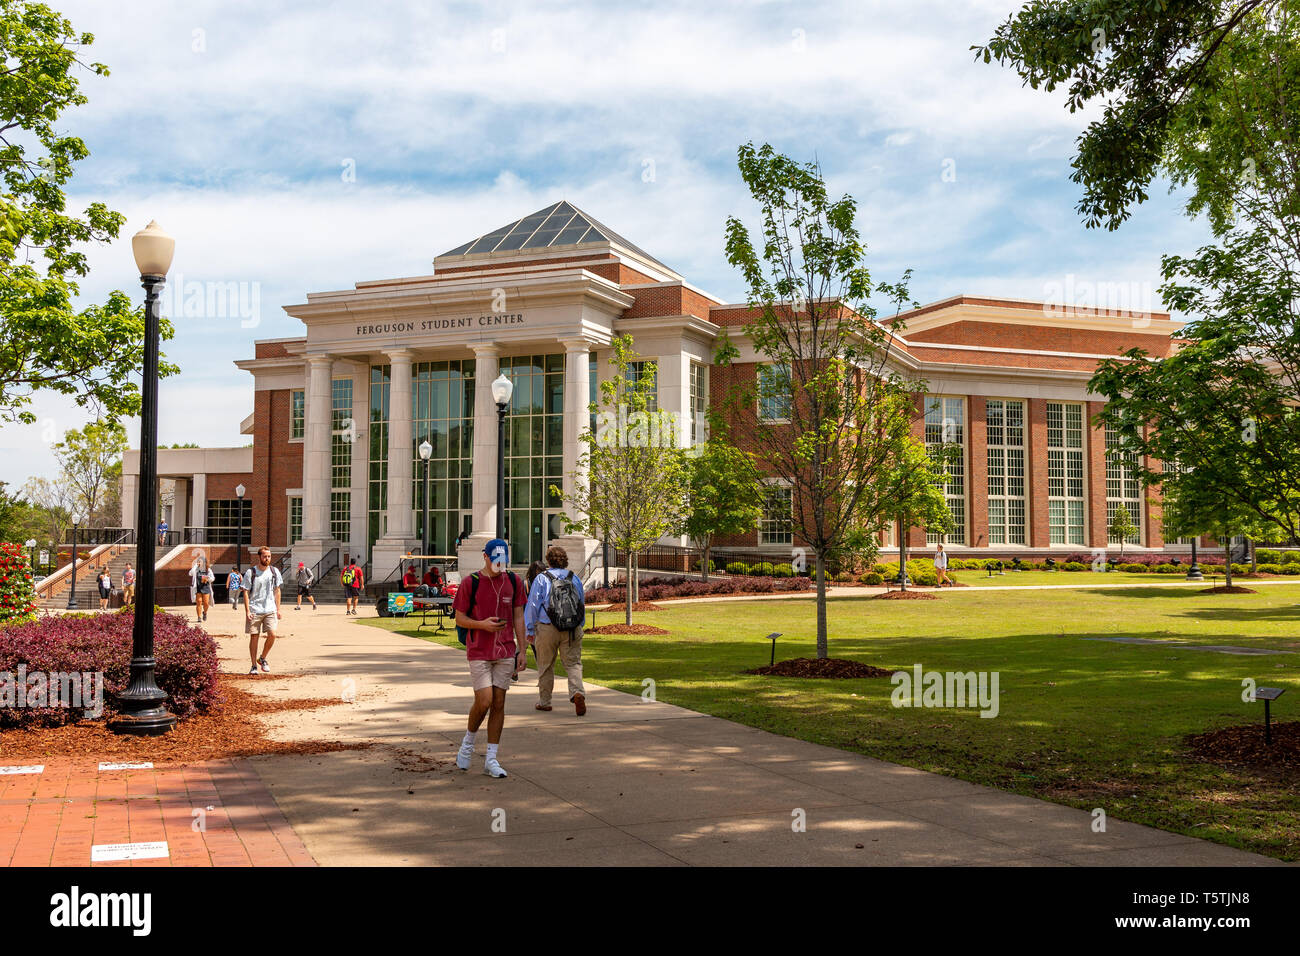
[312, 547, 340, 586]
[61, 527, 135, 546]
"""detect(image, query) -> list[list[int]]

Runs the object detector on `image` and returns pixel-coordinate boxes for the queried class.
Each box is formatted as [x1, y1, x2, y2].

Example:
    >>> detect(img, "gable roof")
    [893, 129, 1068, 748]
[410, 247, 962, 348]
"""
[436, 201, 678, 276]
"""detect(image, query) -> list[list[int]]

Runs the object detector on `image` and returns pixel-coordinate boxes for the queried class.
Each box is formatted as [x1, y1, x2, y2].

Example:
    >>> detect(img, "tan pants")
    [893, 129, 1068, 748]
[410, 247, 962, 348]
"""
[533, 621, 585, 706]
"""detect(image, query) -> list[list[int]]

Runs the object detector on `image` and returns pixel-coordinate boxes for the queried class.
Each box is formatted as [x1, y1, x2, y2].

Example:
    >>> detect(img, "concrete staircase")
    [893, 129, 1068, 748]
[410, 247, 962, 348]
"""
[36, 545, 177, 610]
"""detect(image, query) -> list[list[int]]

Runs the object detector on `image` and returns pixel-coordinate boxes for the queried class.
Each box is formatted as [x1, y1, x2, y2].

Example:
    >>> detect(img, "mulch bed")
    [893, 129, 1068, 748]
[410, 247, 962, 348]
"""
[1186, 720, 1300, 771]
[744, 657, 897, 679]
[599, 602, 664, 612]
[587, 623, 670, 635]
[0, 673, 368, 762]
[1201, 585, 1257, 594]
[873, 590, 938, 600]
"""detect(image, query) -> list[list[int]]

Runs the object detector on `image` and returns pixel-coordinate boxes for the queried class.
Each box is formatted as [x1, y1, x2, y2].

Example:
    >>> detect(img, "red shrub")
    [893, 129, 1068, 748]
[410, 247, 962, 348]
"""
[0, 610, 222, 728]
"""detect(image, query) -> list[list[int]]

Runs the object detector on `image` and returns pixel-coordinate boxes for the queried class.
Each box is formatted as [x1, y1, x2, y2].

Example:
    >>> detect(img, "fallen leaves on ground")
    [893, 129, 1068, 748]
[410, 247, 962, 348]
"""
[0, 674, 368, 762]
[599, 602, 664, 612]
[1187, 720, 1300, 771]
[744, 657, 897, 679]
[588, 623, 670, 635]
[873, 590, 938, 600]
[1200, 585, 1257, 594]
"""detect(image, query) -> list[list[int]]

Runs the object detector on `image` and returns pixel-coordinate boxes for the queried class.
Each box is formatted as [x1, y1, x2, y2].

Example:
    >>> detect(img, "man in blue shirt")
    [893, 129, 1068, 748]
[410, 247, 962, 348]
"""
[524, 545, 587, 716]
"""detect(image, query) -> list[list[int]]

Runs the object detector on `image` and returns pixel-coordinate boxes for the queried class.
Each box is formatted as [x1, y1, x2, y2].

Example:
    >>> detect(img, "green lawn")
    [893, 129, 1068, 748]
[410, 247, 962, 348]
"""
[363, 584, 1300, 859]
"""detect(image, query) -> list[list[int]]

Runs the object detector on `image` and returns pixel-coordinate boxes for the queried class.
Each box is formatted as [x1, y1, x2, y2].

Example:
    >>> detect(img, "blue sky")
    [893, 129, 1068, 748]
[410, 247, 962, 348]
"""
[0, 0, 1210, 488]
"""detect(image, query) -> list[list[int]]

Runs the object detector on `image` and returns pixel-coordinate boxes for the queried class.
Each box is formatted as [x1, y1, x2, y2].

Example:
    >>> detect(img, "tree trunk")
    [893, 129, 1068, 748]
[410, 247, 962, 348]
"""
[898, 519, 909, 592]
[815, 550, 828, 660]
[1249, 538, 1257, 575]
[626, 552, 635, 626]
[701, 541, 711, 582]
[1225, 551, 1233, 589]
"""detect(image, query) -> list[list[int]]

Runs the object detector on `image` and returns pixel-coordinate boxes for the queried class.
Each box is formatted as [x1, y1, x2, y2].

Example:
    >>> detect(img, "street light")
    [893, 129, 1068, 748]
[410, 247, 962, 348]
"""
[418, 439, 432, 582]
[1186, 536, 1204, 581]
[110, 220, 177, 736]
[66, 513, 82, 610]
[491, 373, 514, 542]
[235, 483, 246, 574]
[24, 538, 35, 575]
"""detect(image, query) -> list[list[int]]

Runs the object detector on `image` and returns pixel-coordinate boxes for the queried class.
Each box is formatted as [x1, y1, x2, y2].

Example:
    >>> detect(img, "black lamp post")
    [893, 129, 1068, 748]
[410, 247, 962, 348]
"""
[418, 439, 432, 581]
[1186, 537, 1204, 581]
[490, 373, 514, 542]
[65, 515, 82, 610]
[110, 220, 177, 736]
[235, 483, 246, 573]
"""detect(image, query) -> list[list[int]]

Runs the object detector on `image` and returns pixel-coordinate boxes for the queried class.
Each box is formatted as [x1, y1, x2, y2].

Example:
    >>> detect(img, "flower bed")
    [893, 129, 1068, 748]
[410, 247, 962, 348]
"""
[0, 610, 221, 728]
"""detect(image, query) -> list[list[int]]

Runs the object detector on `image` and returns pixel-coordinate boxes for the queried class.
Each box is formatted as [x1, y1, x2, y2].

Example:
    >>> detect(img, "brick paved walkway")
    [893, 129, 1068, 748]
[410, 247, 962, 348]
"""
[0, 758, 315, 867]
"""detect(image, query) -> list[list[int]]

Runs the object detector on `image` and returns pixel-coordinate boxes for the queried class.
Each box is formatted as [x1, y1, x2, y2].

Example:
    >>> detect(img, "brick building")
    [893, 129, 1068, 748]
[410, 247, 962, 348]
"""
[122, 201, 1195, 580]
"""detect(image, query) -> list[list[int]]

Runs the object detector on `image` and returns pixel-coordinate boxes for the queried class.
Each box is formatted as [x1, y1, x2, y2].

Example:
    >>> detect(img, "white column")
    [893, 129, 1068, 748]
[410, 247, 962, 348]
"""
[349, 363, 369, 556]
[561, 339, 591, 513]
[458, 344, 501, 571]
[556, 338, 599, 573]
[302, 354, 334, 541]
[382, 349, 415, 541]
[189, 474, 206, 534]
[470, 344, 500, 536]
[121, 473, 137, 533]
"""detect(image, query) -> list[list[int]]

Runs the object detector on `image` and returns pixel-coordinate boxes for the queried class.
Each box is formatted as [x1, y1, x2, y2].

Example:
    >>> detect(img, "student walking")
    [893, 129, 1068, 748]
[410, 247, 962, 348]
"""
[157, 519, 168, 546]
[242, 546, 282, 675]
[340, 560, 364, 615]
[295, 561, 317, 610]
[227, 566, 243, 609]
[935, 543, 952, 587]
[524, 545, 587, 716]
[97, 568, 112, 611]
[452, 538, 526, 778]
[192, 556, 213, 621]
[122, 563, 135, 606]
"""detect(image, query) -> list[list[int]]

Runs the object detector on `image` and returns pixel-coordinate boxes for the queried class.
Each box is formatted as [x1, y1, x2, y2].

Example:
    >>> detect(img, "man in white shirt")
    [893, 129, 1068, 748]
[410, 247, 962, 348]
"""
[934, 543, 952, 587]
[242, 546, 283, 675]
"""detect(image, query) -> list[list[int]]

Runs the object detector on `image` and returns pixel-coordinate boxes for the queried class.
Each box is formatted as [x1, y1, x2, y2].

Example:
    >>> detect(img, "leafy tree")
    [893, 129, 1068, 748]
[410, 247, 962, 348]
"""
[554, 335, 690, 625]
[680, 439, 763, 582]
[717, 142, 920, 658]
[21, 473, 73, 549]
[1108, 503, 1140, 556]
[881, 436, 953, 591]
[0, 1, 177, 424]
[1159, 477, 1274, 589]
[53, 419, 127, 525]
[977, 0, 1296, 235]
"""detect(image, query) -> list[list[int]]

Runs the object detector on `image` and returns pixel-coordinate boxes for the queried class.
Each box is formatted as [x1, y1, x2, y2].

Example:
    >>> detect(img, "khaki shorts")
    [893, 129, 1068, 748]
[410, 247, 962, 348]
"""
[246, 611, 278, 636]
[468, 658, 514, 691]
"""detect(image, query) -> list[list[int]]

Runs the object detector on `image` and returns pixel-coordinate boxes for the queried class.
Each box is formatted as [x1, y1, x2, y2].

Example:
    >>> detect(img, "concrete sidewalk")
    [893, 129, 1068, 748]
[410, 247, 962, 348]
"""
[195, 603, 1284, 867]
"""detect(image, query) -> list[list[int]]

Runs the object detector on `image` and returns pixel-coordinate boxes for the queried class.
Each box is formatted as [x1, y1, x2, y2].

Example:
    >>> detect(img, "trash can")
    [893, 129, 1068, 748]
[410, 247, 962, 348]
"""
[110, 587, 124, 609]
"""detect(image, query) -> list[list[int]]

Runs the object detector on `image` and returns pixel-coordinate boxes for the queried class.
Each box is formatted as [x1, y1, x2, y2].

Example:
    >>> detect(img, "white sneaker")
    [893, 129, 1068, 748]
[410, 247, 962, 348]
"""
[483, 756, 507, 778]
[455, 742, 474, 771]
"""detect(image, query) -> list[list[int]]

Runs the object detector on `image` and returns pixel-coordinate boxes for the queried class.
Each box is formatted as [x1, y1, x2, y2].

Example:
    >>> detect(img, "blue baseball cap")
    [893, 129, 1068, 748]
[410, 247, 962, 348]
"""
[484, 538, 509, 564]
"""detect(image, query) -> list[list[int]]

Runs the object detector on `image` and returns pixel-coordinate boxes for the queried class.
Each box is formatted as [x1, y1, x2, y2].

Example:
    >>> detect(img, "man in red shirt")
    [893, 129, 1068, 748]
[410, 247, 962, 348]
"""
[452, 538, 526, 778]
[341, 560, 364, 615]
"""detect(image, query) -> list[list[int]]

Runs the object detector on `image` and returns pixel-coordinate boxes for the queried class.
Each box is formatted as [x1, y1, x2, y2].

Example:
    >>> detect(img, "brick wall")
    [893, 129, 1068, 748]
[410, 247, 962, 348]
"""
[1086, 400, 1108, 549]
[245, 389, 304, 550]
[905, 320, 1177, 358]
[1028, 399, 1050, 548]
[968, 397, 988, 548]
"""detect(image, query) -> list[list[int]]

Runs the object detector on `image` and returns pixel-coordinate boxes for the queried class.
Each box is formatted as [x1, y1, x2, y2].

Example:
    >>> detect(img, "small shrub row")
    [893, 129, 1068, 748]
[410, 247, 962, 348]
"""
[587, 574, 813, 605]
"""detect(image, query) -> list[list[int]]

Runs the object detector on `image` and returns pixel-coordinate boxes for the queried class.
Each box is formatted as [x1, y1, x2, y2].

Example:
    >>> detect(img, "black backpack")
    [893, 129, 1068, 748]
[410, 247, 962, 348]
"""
[455, 570, 519, 646]
[546, 570, 585, 632]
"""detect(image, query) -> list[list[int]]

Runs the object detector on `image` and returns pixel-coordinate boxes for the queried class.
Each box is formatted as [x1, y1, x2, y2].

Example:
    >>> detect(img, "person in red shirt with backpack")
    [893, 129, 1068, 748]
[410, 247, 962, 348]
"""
[340, 560, 364, 615]
[452, 538, 526, 778]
